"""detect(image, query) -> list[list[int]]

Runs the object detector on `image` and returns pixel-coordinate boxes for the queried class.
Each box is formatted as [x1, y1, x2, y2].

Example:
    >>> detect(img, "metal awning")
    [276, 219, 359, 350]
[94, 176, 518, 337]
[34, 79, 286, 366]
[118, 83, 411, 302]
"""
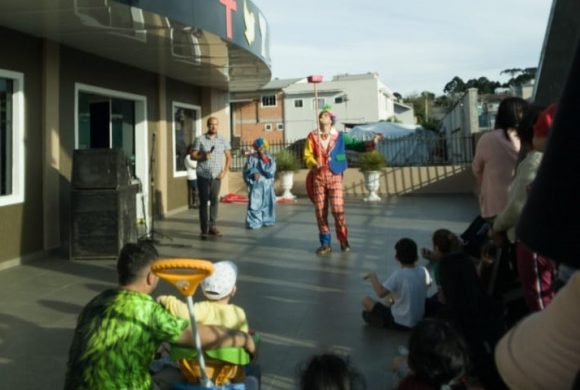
[0, 0, 272, 91]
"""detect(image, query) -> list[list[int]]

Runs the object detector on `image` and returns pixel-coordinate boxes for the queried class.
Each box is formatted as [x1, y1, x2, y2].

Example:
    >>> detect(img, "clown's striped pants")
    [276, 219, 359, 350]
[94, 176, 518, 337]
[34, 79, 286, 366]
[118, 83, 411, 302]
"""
[312, 168, 348, 246]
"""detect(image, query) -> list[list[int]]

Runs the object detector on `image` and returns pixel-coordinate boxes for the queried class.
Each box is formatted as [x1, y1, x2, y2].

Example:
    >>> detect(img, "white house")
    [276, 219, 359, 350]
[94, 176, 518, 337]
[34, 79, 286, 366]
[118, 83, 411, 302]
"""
[282, 72, 400, 140]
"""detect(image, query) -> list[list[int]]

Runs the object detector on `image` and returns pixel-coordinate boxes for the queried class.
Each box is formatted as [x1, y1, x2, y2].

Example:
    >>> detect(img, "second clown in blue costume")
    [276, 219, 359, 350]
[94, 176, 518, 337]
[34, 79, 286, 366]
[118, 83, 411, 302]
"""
[244, 137, 276, 229]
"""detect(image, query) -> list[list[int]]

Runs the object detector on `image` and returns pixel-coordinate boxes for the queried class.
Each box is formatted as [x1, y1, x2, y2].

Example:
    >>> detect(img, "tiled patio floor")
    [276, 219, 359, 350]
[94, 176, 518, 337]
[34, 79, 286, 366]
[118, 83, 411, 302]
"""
[0, 194, 478, 390]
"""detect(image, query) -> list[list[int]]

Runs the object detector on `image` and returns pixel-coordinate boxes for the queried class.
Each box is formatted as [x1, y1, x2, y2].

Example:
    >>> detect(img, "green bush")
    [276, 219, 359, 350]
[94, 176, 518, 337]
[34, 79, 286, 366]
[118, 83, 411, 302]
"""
[275, 150, 300, 172]
[358, 151, 386, 172]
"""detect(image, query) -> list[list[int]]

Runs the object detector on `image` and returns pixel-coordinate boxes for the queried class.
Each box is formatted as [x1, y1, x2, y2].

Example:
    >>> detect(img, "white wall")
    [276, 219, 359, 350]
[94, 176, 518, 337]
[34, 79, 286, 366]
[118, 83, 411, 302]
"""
[440, 88, 479, 164]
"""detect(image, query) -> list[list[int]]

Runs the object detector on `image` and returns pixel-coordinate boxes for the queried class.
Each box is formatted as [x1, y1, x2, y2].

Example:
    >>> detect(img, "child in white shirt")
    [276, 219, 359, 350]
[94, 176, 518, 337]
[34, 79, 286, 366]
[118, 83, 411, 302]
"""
[362, 238, 431, 330]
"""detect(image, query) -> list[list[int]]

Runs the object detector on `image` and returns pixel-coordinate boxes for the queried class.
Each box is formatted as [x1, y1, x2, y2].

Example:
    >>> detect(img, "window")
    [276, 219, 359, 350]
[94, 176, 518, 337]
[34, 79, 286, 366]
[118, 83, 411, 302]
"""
[335, 95, 347, 104]
[294, 99, 303, 108]
[264, 123, 273, 131]
[0, 70, 24, 207]
[77, 92, 136, 176]
[276, 123, 284, 131]
[261, 95, 276, 107]
[312, 98, 325, 109]
[172, 103, 201, 176]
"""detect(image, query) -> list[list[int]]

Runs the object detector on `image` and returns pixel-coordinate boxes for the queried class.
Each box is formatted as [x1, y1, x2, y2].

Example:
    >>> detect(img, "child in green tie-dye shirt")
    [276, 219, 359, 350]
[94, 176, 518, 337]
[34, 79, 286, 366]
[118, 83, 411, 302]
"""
[64, 243, 255, 390]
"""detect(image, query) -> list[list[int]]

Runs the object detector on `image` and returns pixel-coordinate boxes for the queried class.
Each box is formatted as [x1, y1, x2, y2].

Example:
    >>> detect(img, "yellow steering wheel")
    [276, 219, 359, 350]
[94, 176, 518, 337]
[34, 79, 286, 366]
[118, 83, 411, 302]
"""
[151, 258, 215, 387]
[151, 258, 214, 297]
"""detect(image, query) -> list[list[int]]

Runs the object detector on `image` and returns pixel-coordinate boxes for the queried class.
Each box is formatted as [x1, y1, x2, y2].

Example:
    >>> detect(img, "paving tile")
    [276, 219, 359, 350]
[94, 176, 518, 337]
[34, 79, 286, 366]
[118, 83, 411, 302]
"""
[0, 194, 478, 389]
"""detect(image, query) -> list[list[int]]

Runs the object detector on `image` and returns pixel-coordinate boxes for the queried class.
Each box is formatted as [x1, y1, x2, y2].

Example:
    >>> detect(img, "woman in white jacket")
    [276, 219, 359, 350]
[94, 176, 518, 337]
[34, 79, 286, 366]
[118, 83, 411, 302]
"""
[491, 104, 556, 312]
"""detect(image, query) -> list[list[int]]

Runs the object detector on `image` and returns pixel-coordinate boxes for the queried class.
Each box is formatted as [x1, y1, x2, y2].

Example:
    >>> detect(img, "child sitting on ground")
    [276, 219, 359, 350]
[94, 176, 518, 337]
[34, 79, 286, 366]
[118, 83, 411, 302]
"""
[157, 260, 251, 385]
[422, 229, 463, 317]
[391, 319, 474, 390]
[298, 352, 367, 390]
[362, 238, 431, 330]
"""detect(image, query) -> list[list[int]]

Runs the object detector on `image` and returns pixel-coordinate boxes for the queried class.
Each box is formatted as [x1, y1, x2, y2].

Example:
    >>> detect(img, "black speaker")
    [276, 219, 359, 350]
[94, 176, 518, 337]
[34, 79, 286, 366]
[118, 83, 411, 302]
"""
[70, 185, 138, 260]
[72, 149, 131, 189]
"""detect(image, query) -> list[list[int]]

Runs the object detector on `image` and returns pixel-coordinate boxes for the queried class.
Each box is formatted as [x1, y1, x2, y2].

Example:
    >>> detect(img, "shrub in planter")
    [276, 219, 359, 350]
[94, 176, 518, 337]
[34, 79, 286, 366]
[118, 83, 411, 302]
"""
[275, 150, 300, 172]
[358, 151, 386, 172]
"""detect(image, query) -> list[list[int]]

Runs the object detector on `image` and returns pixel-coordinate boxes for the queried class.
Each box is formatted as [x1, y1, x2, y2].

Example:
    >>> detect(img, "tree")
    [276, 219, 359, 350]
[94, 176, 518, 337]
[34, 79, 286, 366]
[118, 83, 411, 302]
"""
[421, 118, 441, 132]
[500, 68, 522, 79]
[404, 93, 425, 122]
[443, 67, 537, 96]
[434, 95, 451, 108]
[511, 68, 537, 86]
[443, 76, 466, 95]
[404, 92, 440, 130]
[421, 91, 436, 100]
[500, 67, 537, 87]
[464, 77, 500, 94]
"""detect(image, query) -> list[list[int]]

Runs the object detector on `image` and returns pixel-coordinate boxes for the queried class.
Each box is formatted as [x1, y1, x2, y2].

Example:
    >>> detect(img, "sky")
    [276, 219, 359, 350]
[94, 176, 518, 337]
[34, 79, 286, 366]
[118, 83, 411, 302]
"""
[252, 0, 553, 96]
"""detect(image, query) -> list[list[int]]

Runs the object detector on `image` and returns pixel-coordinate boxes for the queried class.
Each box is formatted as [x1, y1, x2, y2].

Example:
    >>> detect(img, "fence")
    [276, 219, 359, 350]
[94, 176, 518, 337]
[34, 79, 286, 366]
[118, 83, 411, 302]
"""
[230, 134, 475, 171]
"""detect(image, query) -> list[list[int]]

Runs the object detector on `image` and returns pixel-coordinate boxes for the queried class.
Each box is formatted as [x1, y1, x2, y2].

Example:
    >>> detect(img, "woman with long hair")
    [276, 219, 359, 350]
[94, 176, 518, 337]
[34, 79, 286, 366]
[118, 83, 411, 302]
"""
[472, 97, 528, 221]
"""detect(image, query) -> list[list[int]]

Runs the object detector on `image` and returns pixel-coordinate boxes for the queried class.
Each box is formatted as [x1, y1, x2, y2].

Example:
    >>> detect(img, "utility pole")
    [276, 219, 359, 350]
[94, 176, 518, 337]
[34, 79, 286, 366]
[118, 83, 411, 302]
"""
[423, 92, 429, 123]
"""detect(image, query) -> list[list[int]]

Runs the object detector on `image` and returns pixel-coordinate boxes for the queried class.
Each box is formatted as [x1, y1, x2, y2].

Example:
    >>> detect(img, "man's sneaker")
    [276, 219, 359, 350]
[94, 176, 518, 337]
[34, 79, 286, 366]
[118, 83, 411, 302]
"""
[340, 241, 351, 252]
[200, 232, 208, 241]
[208, 227, 222, 237]
[315, 245, 332, 256]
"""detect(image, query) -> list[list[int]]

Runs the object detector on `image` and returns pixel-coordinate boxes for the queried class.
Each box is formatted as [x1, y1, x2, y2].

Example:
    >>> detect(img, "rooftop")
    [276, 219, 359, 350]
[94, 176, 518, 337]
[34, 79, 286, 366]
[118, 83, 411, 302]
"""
[260, 78, 305, 91]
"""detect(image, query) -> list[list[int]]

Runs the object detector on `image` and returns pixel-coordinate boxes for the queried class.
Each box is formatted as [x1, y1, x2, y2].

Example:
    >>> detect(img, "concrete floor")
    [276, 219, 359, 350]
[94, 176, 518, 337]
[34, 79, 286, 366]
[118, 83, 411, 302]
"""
[0, 194, 478, 390]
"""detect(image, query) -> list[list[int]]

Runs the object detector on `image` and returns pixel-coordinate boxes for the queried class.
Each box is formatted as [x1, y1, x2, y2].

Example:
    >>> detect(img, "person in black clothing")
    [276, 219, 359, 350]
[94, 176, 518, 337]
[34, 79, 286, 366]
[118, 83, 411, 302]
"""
[393, 319, 471, 390]
[438, 252, 507, 389]
[297, 353, 366, 390]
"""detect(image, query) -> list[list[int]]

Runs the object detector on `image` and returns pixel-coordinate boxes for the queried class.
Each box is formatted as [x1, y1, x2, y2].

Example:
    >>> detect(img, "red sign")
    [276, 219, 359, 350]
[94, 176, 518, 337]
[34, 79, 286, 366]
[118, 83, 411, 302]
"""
[307, 75, 323, 83]
[219, 0, 237, 40]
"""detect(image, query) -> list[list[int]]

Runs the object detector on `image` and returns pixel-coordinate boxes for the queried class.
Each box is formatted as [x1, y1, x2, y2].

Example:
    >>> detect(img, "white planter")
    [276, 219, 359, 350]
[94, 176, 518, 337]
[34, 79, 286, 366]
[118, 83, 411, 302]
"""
[279, 171, 296, 199]
[363, 170, 382, 202]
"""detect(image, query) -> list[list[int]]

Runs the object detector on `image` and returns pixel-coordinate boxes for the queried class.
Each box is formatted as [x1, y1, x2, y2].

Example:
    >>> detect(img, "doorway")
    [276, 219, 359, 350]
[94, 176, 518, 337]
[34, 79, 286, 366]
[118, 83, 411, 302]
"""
[75, 84, 148, 224]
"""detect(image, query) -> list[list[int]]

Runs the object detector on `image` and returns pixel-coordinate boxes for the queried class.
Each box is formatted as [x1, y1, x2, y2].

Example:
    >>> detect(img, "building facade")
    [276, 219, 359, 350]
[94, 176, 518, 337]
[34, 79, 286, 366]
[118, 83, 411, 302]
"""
[282, 72, 397, 140]
[0, 0, 271, 266]
[230, 78, 302, 145]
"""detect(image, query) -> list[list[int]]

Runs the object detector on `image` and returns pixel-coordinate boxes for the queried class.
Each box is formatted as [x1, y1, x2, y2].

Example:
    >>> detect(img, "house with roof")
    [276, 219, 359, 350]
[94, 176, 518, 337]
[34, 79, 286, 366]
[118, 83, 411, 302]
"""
[229, 78, 303, 145]
[282, 72, 402, 140]
[394, 101, 416, 124]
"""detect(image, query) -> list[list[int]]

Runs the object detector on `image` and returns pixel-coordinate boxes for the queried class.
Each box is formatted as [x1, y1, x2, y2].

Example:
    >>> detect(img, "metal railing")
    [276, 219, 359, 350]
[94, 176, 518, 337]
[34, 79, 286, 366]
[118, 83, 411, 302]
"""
[230, 134, 475, 171]
[231, 139, 307, 170]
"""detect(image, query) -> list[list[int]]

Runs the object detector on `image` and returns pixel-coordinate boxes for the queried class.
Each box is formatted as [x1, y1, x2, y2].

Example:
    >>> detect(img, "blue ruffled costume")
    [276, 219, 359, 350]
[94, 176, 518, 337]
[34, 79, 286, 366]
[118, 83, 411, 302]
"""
[244, 152, 276, 229]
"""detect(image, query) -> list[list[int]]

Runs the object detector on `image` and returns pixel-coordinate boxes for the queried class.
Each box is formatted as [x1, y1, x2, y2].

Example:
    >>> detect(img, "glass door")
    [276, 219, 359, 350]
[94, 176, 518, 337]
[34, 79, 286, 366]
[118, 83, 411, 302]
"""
[77, 92, 136, 176]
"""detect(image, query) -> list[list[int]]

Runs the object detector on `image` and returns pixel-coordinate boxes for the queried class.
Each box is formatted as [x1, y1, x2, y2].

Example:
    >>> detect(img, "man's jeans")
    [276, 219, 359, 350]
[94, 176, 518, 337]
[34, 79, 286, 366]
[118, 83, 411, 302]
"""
[197, 176, 221, 233]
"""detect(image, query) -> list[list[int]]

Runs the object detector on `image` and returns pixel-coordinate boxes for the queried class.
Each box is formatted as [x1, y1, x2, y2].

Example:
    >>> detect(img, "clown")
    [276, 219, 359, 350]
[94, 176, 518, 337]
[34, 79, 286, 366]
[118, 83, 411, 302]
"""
[304, 109, 382, 255]
[244, 137, 277, 229]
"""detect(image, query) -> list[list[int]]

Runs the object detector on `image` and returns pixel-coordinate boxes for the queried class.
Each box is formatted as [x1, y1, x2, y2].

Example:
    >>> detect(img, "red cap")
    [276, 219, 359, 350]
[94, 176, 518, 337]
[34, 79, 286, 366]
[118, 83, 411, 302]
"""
[533, 103, 557, 138]
[307, 75, 323, 83]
